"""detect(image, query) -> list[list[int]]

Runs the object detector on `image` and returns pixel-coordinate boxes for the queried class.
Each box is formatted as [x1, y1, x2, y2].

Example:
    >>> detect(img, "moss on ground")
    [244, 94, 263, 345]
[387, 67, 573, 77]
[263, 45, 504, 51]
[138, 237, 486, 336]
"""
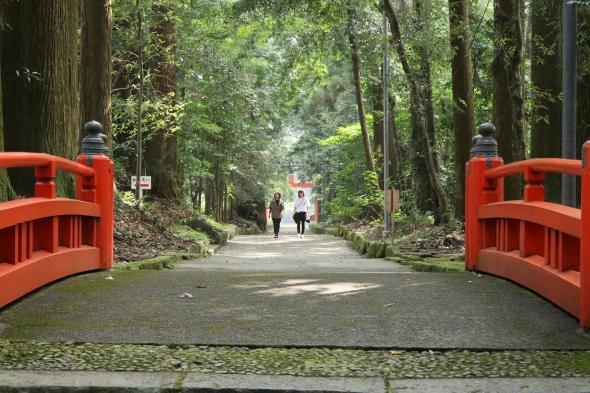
[386, 256, 465, 272]
[114, 252, 199, 271]
[314, 224, 465, 271]
[0, 340, 589, 378]
[171, 224, 210, 245]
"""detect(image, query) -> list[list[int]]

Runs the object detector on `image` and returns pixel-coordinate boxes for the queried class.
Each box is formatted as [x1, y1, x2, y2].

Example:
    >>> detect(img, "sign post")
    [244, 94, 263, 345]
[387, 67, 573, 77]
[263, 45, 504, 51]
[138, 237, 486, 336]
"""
[385, 189, 399, 233]
[131, 176, 151, 199]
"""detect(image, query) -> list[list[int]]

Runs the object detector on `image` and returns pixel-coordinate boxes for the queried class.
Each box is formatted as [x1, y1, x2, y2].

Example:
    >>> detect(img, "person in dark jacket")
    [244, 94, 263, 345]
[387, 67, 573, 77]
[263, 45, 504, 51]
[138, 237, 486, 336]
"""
[268, 192, 284, 239]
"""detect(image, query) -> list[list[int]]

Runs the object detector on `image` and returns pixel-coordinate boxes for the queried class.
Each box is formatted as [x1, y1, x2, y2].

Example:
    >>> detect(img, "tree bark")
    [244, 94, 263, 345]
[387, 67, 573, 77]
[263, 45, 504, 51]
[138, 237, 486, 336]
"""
[2, 0, 79, 196]
[0, 2, 14, 201]
[448, 0, 476, 218]
[81, 0, 113, 148]
[530, 0, 562, 203]
[383, 0, 450, 223]
[576, 5, 590, 204]
[492, 0, 527, 200]
[347, 3, 376, 175]
[415, 0, 439, 172]
[145, 3, 179, 199]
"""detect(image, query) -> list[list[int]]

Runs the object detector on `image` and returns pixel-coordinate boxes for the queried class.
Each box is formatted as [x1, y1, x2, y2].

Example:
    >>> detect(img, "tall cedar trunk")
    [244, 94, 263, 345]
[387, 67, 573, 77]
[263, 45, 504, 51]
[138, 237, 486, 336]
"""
[415, 0, 441, 218]
[2, 0, 79, 196]
[492, 0, 526, 200]
[383, 0, 450, 223]
[347, 3, 376, 175]
[415, 0, 439, 172]
[576, 6, 590, 203]
[448, 0, 476, 218]
[370, 69, 384, 188]
[197, 177, 202, 212]
[530, 0, 562, 203]
[205, 179, 213, 215]
[397, 0, 438, 216]
[389, 94, 403, 188]
[145, 3, 179, 199]
[0, 3, 14, 201]
[81, 0, 113, 148]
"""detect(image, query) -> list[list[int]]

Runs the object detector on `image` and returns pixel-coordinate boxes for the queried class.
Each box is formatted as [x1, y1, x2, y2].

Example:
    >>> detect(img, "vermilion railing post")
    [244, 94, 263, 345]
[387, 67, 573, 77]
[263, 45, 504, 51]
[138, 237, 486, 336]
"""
[76, 121, 114, 269]
[34, 160, 59, 252]
[580, 142, 590, 328]
[34, 160, 57, 199]
[523, 167, 544, 202]
[465, 123, 504, 270]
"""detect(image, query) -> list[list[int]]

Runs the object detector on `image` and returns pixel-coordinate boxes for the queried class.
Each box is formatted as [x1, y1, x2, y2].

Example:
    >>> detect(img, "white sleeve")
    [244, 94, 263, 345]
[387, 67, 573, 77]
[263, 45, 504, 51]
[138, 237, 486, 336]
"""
[306, 197, 311, 208]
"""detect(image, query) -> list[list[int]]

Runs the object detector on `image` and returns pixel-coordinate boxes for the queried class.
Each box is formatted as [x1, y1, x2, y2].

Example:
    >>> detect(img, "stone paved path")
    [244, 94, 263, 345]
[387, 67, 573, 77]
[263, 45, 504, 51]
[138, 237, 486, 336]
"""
[1, 226, 589, 349]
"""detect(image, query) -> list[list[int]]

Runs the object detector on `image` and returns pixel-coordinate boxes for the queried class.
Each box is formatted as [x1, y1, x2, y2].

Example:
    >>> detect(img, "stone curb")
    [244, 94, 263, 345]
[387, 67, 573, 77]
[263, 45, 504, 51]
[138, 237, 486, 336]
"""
[2, 371, 590, 393]
[0, 370, 385, 392]
[390, 377, 590, 392]
[114, 253, 199, 271]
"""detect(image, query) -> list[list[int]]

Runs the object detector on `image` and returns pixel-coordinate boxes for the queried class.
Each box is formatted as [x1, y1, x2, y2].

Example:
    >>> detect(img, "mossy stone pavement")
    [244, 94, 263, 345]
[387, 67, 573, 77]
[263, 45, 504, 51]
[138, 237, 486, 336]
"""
[1, 225, 589, 349]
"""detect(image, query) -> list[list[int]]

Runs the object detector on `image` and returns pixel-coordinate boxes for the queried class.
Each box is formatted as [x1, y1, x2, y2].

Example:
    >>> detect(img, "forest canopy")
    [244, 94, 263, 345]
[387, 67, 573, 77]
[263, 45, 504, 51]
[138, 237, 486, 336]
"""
[0, 0, 588, 230]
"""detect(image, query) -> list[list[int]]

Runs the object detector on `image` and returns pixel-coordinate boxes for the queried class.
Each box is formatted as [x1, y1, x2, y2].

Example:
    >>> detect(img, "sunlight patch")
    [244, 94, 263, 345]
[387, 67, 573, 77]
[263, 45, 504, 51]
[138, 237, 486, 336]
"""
[237, 252, 283, 259]
[255, 280, 381, 297]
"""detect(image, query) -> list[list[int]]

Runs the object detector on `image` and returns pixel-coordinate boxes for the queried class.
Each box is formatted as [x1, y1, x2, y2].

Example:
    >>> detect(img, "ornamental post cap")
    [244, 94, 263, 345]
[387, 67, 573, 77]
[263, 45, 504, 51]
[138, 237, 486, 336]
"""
[81, 120, 109, 156]
[477, 122, 496, 138]
[470, 122, 498, 158]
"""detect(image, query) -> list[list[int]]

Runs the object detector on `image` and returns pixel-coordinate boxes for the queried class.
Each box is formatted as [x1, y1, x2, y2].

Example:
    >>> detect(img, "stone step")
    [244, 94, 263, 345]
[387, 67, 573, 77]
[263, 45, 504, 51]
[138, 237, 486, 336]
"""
[2, 371, 590, 393]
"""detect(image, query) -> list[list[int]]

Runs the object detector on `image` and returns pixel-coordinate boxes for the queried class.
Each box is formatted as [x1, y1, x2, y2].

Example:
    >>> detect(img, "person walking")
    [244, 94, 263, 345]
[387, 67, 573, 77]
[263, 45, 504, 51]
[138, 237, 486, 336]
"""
[293, 190, 311, 238]
[268, 192, 284, 239]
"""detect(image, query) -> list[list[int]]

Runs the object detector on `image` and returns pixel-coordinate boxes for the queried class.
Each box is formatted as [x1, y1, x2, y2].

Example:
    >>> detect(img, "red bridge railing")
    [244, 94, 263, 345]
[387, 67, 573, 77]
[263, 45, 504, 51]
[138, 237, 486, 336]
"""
[466, 123, 590, 328]
[0, 121, 114, 307]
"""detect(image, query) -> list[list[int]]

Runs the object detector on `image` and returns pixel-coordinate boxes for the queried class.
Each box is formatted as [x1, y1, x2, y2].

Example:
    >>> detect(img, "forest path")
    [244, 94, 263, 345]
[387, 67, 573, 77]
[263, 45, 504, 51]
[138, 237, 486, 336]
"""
[1, 228, 589, 349]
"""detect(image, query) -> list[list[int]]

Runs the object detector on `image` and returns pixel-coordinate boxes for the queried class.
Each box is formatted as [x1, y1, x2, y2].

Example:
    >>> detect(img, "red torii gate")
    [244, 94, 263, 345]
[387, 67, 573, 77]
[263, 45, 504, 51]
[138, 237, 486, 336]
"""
[0, 121, 114, 308]
[466, 123, 590, 328]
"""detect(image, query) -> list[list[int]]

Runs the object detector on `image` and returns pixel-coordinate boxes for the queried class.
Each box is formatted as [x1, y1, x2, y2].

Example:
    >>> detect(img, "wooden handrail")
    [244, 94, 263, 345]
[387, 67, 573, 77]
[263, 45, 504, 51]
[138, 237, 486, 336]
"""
[0, 152, 95, 178]
[484, 158, 582, 180]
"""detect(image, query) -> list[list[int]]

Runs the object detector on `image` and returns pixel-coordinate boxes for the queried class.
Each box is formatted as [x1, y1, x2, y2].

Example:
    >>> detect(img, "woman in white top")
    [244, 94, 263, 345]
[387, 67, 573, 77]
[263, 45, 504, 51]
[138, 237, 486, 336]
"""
[293, 190, 311, 238]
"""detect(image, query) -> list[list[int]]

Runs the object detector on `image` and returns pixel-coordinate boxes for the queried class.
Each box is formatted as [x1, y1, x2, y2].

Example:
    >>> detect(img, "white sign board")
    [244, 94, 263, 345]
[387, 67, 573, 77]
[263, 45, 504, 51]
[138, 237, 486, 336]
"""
[131, 176, 152, 190]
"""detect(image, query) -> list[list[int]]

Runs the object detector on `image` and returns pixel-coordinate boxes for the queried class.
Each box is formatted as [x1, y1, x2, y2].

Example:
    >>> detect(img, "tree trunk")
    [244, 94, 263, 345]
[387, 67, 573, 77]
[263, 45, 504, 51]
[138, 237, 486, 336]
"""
[2, 0, 79, 196]
[576, 6, 590, 203]
[389, 94, 403, 188]
[383, 0, 450, 223]
[347, 3, 376, 175]
[0, 3, 14, 201]
[205, 179, 213, 215]
[530, 0, 562, 203]
[492, 0, 526, 200]
[81, 0, 112, 148]
[145, 3, 179, 200]
[415, 0, 439, 172]
[0, 129, 14, 201]
[197, 177, 203, 212]
[448, 0, 476, 218]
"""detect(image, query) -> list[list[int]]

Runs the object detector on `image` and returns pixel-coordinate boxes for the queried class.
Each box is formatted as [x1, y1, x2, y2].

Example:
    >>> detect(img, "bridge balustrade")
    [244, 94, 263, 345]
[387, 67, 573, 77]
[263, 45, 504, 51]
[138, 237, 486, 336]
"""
[0, 121, 114, 307]
[466, 123, 590, 328]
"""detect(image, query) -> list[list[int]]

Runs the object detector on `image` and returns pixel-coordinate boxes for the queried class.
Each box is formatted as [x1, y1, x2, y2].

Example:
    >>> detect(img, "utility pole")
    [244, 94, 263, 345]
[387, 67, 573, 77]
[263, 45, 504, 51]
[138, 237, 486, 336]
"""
[562, 0, 577, 206]
[383, 6, 391, 237]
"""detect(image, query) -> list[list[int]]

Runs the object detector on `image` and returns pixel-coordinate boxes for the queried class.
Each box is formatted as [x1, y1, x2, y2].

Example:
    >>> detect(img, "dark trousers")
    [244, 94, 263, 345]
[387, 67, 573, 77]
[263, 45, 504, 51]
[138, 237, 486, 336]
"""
[272, 218, 281, 235]
[295, 212, 306, 234]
